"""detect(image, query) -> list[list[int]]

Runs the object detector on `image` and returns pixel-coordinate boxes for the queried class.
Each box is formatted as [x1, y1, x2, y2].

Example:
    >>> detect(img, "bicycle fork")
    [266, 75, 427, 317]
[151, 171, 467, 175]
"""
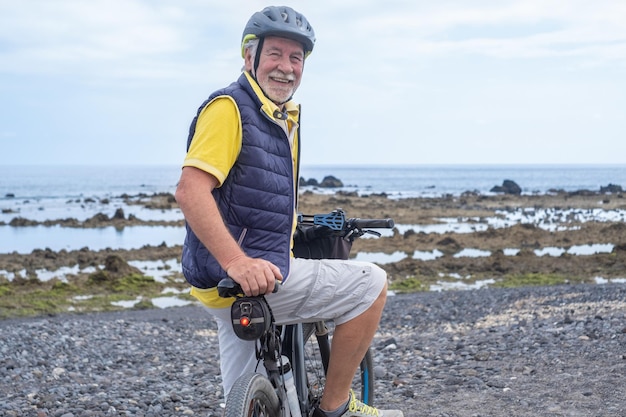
[258, 328, 293, 417]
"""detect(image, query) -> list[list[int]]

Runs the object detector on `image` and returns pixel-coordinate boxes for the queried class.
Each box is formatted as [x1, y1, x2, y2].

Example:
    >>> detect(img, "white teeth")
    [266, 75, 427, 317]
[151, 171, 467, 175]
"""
[269, 72, 294, 83]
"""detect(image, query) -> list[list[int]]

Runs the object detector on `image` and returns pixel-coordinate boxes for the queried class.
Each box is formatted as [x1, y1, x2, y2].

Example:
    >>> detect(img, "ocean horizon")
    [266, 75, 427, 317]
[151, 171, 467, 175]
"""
[1, 163, 625, 254]
[2, 163, 625, 201]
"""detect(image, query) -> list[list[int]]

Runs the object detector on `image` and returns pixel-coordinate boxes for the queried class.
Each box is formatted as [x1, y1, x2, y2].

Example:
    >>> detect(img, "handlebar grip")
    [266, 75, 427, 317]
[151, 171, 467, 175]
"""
[217, 278, 242, 298]
[217, 277, 280, 298]
[352, 218, 395, 229]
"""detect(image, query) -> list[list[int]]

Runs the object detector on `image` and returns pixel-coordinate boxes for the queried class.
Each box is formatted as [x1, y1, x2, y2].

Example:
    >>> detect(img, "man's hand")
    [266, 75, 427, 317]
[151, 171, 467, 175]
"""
[224, 255, 283, 296]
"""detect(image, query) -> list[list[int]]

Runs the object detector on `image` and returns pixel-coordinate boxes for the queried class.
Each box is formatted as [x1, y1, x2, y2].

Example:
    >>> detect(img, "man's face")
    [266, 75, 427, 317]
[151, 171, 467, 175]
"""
[246, 36, 305, 105]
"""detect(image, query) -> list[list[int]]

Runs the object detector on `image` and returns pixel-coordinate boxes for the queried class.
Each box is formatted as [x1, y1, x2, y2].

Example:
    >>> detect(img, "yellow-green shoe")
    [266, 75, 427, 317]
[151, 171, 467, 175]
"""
[314, 390, 404, 417]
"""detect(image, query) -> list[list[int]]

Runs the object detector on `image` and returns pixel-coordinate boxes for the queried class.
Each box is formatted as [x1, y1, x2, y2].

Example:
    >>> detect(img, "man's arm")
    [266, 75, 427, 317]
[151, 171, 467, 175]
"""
[175, 166, 281, 295]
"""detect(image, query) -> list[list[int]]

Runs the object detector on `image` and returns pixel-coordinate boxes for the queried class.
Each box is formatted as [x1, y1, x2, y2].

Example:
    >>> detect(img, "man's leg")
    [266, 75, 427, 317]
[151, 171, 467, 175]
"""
[319, 283, 387, 410]
[266, 258, 388, 410]
[206, 307, 262, 400]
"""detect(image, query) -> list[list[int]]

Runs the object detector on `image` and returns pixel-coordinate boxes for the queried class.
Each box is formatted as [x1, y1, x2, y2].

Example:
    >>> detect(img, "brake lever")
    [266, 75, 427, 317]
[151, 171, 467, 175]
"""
[349, 229, 382, 239]
[364, 230, 382, 237]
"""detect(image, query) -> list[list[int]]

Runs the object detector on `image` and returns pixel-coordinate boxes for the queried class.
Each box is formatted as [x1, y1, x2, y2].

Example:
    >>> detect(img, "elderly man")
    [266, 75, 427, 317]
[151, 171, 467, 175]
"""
[175, 6, 403, 417]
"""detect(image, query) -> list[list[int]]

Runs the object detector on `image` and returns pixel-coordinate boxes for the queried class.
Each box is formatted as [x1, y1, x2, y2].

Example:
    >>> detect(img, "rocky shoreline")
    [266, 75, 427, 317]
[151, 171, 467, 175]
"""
[1, 190, 625, 416]
[1, 283, 624, 417]
[1, 191, 625, 289]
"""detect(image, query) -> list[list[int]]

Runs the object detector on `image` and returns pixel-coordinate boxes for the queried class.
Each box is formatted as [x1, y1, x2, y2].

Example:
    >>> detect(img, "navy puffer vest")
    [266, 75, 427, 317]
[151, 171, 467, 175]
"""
[181, 74, 296, 289]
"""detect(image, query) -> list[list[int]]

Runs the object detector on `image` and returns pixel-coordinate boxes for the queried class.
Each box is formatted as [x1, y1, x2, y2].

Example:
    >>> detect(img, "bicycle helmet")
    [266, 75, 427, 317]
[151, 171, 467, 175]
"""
[241, 6, 315, 58]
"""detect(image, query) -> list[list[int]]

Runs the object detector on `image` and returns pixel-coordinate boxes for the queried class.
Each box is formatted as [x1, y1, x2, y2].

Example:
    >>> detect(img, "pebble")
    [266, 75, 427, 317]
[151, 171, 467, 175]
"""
[1, 283, 625, 416]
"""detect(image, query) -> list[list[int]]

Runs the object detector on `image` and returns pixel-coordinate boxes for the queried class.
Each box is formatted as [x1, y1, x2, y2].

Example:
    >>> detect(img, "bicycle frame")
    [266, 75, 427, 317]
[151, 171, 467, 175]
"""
[282, 321, 331, 413]
[227, 311, 332, 416]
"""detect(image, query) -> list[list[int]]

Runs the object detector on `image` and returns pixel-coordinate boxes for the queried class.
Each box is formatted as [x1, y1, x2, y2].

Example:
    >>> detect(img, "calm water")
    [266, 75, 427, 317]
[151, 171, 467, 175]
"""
[3, 225, 186, 254]
[2, 164, 625, 200]
[1, 164, 625, 254]
[0, 165, 180, 200]
[300, 164, 626, 197]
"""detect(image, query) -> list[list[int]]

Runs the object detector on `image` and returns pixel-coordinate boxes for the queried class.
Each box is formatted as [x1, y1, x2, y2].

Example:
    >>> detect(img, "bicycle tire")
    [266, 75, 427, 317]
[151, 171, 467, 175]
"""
[224, 372, 281, 417]
[302, 322, 375, 405]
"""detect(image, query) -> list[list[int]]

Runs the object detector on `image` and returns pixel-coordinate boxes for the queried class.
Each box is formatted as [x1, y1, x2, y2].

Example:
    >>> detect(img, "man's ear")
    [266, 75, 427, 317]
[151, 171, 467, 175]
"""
[244, 48, 254, 72]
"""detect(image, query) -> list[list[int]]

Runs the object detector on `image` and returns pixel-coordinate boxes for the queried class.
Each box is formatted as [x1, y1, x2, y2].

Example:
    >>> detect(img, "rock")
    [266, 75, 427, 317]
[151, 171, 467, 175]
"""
[9, 217, 37, 226]
[103, 255, 140, 274]
[299, 177, 319, 187]
[112, 208, 125, 220]
[600, 183, 623, 193]
[490, 179, 522, 195]
[568, 189, 596, 196]
[88, 255, 143, 284]
[299, 175, 344, 188]
[319, 176, 343, 188]
[87, 212, 110, 223]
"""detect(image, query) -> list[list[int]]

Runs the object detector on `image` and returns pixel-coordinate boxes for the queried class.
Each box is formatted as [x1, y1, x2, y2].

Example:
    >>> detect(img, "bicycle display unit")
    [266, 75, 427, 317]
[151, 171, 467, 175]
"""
[217, 209, 395, 417]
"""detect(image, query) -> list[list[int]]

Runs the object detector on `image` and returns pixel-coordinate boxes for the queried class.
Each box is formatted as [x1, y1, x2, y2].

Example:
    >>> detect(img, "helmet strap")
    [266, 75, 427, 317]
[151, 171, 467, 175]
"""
[252, 37, 265, 78]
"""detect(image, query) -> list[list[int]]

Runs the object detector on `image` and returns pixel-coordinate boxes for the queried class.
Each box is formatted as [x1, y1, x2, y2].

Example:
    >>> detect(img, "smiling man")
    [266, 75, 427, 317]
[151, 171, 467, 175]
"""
[175, 6, 403, 417]
[249, 36, 304, 104]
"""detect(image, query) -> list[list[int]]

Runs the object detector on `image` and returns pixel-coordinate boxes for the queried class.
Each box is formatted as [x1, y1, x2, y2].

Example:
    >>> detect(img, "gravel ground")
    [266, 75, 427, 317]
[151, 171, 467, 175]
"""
[1, 283, 625, 417]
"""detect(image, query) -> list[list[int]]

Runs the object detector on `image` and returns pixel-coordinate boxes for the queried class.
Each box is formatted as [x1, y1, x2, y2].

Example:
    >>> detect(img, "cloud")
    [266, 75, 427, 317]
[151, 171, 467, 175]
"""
[311, 1, 626, 65]
[2, 0, 625, 82]
[0, 0, 245, 82]
[0, 0, 625, 166]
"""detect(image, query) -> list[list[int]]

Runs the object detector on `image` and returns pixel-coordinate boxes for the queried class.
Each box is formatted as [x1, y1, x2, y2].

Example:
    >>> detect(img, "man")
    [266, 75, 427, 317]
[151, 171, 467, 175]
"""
[175, 6, 403, 417]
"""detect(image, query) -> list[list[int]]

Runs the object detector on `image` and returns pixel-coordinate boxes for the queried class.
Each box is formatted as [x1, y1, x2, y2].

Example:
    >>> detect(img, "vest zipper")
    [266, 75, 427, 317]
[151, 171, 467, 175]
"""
[237, 228, 248, 246]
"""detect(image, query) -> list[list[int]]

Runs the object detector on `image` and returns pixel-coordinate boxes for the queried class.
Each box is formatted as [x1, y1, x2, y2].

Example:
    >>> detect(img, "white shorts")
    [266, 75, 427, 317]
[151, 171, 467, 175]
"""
[206, 257, 387, 398]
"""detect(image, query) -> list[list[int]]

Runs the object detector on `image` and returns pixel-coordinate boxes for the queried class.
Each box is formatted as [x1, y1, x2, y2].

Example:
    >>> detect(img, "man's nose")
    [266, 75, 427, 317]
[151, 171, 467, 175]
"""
[276, 55, 294, 73]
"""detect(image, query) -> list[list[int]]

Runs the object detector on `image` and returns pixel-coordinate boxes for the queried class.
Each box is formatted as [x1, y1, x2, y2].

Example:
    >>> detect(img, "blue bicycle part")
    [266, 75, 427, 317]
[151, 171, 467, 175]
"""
[312, 210, 345, 231]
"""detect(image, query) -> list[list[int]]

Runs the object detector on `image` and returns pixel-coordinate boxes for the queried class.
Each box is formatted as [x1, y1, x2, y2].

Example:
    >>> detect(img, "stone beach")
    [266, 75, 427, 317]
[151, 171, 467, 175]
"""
[1, 283, 624, 417]
[1, 190, 626, 416]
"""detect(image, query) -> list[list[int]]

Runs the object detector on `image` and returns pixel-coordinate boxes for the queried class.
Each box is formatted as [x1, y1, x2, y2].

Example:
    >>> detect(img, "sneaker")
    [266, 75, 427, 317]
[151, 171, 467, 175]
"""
[314, 390, 404, 417]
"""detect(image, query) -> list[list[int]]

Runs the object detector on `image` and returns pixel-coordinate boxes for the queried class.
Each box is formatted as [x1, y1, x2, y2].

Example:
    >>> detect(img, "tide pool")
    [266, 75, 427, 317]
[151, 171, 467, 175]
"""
[0, 225, 186, 254]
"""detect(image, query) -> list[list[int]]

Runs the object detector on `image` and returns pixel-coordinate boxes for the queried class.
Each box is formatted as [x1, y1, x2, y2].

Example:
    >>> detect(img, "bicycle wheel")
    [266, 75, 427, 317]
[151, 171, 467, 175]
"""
[302, 321, 375, 405]
[224, 373, 280, 417]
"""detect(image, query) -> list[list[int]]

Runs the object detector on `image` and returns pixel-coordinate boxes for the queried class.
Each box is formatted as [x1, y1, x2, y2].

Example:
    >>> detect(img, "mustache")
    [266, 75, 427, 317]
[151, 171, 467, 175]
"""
[268, 71, 295, 81]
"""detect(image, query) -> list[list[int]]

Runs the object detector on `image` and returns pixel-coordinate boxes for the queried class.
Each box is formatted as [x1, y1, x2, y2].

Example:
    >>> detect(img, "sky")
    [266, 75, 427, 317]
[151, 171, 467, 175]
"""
[1, 0, 625, 166]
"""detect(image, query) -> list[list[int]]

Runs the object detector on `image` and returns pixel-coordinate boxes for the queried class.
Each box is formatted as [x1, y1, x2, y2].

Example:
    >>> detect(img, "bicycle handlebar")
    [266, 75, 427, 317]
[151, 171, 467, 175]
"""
[350, 218, 395, 229]
[298, 209, 394, 231]
[296, 209, 394, 242]
[217, 277, 242, 298]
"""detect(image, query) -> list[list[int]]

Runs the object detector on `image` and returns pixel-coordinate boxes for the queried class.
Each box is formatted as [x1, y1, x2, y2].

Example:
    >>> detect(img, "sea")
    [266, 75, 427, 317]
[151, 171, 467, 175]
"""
[1, 164, 625, 255]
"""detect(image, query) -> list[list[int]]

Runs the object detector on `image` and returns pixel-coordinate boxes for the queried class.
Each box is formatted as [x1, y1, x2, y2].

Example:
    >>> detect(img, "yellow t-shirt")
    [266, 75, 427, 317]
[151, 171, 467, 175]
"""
[183, 96, 242, 186]
[184, 72, 300, 308]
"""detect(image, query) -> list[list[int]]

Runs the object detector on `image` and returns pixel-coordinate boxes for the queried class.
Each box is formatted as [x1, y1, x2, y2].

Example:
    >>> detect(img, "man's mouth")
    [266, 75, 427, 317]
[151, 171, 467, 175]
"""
[269, 72, 295, 84]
